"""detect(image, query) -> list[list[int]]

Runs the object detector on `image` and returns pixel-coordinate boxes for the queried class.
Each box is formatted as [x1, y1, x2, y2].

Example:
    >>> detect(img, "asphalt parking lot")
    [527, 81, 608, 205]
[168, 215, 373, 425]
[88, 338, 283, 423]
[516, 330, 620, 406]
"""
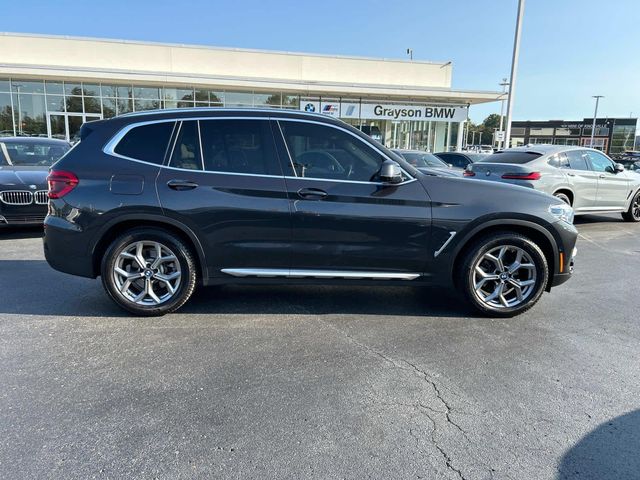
[1, 216, 639, 480]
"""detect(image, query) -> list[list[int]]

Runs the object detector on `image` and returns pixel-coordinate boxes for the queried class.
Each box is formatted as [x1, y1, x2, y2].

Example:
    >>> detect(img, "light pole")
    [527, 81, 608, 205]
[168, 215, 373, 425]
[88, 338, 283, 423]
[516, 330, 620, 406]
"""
[504, 0, 526, 149]
[406, 48, 413, 60]
[498, 78, 509, 149]
[14, 84, 23, 136]
[590, 95, 604, 149]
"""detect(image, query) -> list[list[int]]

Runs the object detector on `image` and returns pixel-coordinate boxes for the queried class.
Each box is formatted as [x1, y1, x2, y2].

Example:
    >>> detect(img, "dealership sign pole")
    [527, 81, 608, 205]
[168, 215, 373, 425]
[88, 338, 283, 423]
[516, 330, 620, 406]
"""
[504, 0, 525, 149]
[590, 95, 604, 148]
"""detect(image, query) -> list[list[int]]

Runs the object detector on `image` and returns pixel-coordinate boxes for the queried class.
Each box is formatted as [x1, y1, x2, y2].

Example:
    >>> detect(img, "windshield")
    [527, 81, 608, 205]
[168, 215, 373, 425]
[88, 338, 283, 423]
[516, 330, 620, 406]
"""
[478, 151, 542, 164]
[398, 152, 448, 168]
[0, 141, 70, 167]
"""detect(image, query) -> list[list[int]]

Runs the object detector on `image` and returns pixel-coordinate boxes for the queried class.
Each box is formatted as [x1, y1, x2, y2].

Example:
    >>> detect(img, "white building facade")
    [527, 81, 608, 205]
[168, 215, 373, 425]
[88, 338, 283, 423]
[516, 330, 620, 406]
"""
[0, 32, 501, 150]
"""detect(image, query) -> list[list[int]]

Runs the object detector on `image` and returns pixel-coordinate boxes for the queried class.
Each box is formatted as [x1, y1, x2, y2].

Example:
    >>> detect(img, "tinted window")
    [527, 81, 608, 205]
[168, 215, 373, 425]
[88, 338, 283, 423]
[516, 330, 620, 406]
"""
[437, 153, 468, 169]
[565, 150, 590, 171]
[114, 122, 174, 164]
[548, 153, 570, 168]
[280, 121, 385, 182]
[200, 119, 280, 175]
[170, 121, 201, 170]
[478, 151, 541, 164]
[1, 141, 69, 166]
[588, 151, 615, 173]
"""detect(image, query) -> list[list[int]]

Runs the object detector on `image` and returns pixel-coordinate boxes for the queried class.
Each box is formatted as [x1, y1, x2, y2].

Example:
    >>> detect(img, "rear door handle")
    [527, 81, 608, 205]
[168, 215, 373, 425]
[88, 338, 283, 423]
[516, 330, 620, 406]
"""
[297, 187, 328, 199]
[598, 174, 606, 179]
[566, 172, 576, 177]
[167, 179, 199, 191]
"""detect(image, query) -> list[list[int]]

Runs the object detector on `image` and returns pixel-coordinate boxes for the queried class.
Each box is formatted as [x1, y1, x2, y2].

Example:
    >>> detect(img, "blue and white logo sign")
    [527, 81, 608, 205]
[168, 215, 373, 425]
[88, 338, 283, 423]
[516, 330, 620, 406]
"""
[304, 103, 316, 112]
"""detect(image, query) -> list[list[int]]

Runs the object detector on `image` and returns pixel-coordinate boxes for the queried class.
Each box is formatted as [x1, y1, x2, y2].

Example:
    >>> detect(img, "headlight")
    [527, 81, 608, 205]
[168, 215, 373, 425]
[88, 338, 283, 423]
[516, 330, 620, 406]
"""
[549, 203, 574, 224]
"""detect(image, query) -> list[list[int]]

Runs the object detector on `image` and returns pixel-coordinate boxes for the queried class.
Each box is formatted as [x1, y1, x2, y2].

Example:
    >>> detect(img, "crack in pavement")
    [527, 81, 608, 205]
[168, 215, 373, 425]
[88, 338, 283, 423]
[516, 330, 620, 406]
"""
[320, 319, 472, 479]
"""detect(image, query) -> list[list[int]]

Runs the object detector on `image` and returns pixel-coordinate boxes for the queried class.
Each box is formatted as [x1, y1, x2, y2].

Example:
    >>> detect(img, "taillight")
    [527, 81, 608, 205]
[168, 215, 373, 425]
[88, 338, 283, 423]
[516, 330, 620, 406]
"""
[501, 172, 541, 180]
[463, 170, 476, 177]
[47, 170, 79, 199]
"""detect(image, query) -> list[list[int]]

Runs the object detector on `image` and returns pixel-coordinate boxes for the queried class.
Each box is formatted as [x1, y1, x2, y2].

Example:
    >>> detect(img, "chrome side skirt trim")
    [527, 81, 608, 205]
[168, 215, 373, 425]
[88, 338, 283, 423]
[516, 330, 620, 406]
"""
[434, 231, 456, 258]
[221, 268, 420, 280]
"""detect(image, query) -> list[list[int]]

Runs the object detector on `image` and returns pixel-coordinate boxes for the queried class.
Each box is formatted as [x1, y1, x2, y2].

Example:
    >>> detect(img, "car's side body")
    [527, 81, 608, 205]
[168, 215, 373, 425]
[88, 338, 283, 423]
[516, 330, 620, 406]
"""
[466, 145, 640, 217]
[43, 109, 578, 316]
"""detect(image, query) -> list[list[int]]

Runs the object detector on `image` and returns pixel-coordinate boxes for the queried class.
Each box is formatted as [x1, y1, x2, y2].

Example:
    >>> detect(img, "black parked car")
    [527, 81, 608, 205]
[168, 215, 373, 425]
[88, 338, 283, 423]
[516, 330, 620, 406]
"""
[0, 137, 70, 227]
[43, 109, 578, 317]
[434, 151, 487, 170]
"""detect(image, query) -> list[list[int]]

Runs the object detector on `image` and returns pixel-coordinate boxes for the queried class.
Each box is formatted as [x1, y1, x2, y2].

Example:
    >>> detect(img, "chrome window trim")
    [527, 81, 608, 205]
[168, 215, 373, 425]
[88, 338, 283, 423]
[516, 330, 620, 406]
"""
[103, 115, 416, 186]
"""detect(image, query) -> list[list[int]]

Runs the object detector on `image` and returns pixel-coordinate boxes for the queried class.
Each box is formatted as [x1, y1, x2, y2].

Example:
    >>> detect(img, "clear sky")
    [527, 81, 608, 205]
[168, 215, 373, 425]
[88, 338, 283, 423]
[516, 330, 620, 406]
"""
[2, 0, 639, 125]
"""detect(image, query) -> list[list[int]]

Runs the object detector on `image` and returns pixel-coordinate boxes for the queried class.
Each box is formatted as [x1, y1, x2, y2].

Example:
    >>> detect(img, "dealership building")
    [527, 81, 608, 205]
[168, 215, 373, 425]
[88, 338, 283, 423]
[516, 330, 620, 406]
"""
[510, 117, 638, 155]
[0, 32, 501, 150]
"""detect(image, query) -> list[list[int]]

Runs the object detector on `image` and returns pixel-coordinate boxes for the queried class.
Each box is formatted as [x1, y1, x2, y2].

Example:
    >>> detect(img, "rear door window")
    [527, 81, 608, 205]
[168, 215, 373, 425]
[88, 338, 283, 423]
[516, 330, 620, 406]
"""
[199, 119, 280, 175]
[169, 121, 202, 171]
[565, 150, 591, 171]
[114, 121, 175, 164]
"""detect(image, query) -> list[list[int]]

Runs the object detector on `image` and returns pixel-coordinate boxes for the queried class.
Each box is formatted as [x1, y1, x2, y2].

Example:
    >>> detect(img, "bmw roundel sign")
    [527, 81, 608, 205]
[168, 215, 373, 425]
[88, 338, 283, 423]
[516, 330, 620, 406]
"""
[304, 103, 316, 112]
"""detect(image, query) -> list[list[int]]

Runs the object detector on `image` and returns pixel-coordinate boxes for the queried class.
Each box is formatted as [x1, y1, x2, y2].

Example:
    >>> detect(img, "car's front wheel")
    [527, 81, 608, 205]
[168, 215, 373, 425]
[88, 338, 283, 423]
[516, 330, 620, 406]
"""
[101, 228, 197, 316]
[621, 190, 640, 222]
[458, 232, 549, 317]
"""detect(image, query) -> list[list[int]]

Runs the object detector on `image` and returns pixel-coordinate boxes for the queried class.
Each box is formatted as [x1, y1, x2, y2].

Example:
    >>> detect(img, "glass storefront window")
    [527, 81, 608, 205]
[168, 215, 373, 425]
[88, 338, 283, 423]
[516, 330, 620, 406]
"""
[45, 81, 64, 96]
[102, 98, 116, 118]
[134, 86, 161, 100]
[84, 97, 102, 114]
[101, 85, 119, 98]
[117, 98, 133, 114]
[46, 95, 65, 112]
[117, 86, 133, 99]
[282, 93, 299, 109]
[0, 92, 13, 135]
[209, 91, 224, 105]
[0, 79, 10, 93]
[64, 82, 82, 96]
[82, 83, 101, 97]
[12, 80, 45, 94]
[13, 93, 46, 136]
[254, 92, 279, 107]
[134, 99, 161, 111]
[225, 91, 253, 106]
[66, 96, 84, 113]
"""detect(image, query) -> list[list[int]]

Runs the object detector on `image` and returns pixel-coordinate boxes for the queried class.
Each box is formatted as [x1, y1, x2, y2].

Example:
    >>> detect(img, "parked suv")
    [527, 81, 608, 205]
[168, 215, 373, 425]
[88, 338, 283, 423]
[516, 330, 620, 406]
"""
[465, 145, 640, 221]
[44, 109, 578, 317]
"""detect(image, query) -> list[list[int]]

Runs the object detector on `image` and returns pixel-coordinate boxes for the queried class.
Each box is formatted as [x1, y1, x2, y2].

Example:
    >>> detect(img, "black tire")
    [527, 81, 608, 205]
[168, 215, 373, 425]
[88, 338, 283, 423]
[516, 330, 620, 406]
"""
[101, 227, 197, 316]
[554, 192, 572, 205]
[457, 232, 549, 317]
[621, 190, 640, 222]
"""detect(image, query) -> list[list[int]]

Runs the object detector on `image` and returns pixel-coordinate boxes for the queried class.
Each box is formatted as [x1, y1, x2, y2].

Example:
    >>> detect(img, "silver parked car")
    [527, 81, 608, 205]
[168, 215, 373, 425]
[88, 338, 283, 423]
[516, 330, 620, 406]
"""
[465, 145, 640, 222]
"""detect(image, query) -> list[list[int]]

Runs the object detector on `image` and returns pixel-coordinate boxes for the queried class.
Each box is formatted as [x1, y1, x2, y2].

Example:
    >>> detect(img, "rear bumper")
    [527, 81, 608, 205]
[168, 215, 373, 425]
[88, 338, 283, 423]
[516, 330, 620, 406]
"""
[43, 216, 95, 278]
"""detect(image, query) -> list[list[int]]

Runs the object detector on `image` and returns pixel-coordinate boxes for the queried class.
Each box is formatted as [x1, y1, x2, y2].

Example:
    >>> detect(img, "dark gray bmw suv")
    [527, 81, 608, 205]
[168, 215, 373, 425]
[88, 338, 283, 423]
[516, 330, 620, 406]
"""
[44, 108, 578, 317]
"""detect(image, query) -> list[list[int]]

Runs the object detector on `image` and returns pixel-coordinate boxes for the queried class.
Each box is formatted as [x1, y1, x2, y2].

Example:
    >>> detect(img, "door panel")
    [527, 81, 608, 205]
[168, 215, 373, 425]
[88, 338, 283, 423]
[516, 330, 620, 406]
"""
[275, 119, 431, 273]
[587, 151, 630, 208]
[157, 119, 291, 277]
[285, 177, 431, 272]
[564, 150, 598, 210]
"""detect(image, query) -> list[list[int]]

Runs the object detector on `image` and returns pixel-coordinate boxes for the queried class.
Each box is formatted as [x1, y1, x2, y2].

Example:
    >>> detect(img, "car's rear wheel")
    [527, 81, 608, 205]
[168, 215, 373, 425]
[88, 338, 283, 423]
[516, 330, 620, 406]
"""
[621, 190, 640, 222]
[554, 192, 572, 205]
[458, 232, 549, 317]
[101, 228, 197, 316]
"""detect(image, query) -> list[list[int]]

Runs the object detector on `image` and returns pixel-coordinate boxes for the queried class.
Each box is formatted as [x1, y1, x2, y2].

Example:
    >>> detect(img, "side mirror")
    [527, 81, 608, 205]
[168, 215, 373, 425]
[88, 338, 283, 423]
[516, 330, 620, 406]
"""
[614, 163, 625, 173]
[379, 160, 403, 184]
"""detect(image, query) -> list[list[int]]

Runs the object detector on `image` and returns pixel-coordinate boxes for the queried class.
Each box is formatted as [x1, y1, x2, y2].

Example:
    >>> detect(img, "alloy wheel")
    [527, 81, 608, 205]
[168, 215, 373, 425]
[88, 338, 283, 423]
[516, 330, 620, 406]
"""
[112, 241, 182, 306]
[633, 193, 640, 220]
[472, 245, 537, 309]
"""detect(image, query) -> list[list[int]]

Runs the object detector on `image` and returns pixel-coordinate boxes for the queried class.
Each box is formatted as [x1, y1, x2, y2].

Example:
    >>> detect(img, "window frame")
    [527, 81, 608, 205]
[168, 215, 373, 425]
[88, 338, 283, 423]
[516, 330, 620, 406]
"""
[105, 116, 415, 185]
[275, 118, 415, 185]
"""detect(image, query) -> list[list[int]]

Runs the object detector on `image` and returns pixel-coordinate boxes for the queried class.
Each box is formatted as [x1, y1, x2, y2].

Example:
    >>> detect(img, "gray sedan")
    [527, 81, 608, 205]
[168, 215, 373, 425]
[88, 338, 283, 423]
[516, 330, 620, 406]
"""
[466, 145, 640, 222]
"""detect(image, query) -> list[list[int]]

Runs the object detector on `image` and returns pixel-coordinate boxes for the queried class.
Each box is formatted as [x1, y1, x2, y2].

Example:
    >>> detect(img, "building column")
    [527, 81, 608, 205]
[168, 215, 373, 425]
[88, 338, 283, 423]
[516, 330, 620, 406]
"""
[456, 121, 465, 151]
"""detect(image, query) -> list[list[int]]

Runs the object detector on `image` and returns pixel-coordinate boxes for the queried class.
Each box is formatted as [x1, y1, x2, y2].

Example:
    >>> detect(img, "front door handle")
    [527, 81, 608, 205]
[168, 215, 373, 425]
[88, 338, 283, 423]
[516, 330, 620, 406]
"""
[167, 179, 199, 191]
[598, 174, 606, 179]
[566, 172, 576, 177]
[297, 187, 328, 199]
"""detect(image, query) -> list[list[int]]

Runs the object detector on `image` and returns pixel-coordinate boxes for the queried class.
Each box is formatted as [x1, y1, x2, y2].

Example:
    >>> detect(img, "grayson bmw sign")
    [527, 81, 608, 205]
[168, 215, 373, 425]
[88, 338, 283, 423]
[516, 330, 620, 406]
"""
[300, 101, 467, 122]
